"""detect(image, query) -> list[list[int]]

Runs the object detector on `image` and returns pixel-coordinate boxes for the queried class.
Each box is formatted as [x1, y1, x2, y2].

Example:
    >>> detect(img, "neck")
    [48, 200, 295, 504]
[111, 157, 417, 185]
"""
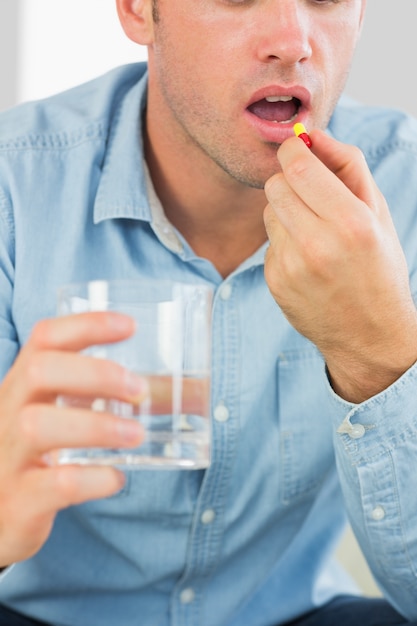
[144, 117, 268, 279]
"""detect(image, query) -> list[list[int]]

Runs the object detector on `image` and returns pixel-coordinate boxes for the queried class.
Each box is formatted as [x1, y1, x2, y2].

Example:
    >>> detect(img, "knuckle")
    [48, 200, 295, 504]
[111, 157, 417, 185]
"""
[24, 352, 51, 392]
[285, 155, 310, 182]
[346, 144, 365, 164]
[18, 405, 42, 445]
[263, 204, 279, 235]
[264, 173, 284, 202]
[344, 211, 376, 248]
[296, 237, 334, 281]
[86, 410, 115, 443]
[95, 358, 125, 394]
[29, 319, 53, 349]
[54, 467, 80, 504]
[305, 237, 331, 266]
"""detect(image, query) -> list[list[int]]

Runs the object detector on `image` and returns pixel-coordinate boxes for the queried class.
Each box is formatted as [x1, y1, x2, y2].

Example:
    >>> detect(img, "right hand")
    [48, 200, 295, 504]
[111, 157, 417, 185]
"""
[264, 130, 417, 402]
[0, 311, 145, 567]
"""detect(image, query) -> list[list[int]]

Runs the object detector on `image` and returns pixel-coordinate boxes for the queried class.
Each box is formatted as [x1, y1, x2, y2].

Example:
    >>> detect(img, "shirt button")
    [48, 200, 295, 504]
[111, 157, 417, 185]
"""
[371, 506, 386, 521]
[201, 509, 216, 525]
[349, 423, 365, 439]
[219, 283, 232, 301]
[180, 588, 195, 604]
[214, 403, 229, 422]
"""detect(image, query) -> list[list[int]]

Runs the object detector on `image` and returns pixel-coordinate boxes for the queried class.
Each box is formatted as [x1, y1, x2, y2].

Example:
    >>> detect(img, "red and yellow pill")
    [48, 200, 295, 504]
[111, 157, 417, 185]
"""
[293, 123, 312, 149]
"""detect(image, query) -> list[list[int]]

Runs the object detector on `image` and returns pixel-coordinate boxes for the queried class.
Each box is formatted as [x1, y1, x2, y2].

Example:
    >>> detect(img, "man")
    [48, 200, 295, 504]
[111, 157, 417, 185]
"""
[0, 0, 417, 624]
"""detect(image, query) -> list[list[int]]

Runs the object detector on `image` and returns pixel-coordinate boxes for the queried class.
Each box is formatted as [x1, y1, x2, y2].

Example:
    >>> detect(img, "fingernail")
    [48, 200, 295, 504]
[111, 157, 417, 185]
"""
[108, 312, 136, 333]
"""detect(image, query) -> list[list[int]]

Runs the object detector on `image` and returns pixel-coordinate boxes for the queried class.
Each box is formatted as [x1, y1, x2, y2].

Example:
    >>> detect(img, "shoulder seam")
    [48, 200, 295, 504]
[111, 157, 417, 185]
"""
[0, 119, 107, 153]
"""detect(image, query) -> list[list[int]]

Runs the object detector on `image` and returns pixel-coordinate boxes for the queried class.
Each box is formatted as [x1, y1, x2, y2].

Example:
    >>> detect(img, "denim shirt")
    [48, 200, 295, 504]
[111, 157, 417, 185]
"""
[1, 63, 417, 626]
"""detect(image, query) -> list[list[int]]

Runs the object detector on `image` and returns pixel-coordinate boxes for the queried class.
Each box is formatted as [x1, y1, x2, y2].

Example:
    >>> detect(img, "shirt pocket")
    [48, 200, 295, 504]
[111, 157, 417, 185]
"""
[73, 470, 203, 588]
[79, 467, 202, 524]
[277, 349, 335, 506]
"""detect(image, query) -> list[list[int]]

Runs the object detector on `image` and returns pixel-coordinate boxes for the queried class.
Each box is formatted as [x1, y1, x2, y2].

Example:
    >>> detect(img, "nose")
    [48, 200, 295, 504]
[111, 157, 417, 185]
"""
[255, 1, 312, 66]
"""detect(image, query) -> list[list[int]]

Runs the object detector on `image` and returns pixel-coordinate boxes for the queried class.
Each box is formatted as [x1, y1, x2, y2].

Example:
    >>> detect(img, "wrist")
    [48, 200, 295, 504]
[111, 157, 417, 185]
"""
[326, 352, 417, 403]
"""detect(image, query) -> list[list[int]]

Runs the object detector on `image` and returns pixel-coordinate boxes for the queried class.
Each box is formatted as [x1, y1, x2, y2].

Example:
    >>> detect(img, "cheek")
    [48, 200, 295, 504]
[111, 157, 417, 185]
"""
[157, 36, 232, 115]
[329, 15, 361, 64]
[319, 27, 358, 88]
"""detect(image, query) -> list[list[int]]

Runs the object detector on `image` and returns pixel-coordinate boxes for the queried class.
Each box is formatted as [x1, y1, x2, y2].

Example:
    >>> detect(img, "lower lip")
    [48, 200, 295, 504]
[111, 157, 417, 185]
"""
[244, 109, 302, 144]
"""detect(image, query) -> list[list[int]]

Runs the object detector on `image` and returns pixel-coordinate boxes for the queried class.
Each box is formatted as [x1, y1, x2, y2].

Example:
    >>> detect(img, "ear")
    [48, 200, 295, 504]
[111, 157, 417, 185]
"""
[358, 0, 367, 33]
[116, 0, 155, 46]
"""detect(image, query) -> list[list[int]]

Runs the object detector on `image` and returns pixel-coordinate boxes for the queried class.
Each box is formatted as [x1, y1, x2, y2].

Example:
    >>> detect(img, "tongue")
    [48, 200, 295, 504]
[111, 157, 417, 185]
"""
[248, 99, 297, 122]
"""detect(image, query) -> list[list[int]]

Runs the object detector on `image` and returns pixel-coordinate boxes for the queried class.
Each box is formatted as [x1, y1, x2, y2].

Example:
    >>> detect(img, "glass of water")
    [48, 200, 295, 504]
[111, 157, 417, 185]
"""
[56, 279, 213, 469]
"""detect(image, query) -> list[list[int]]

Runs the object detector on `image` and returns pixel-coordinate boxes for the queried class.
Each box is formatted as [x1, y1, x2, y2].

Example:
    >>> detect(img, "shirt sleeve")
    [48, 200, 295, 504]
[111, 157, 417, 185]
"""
[0, 182, 19, 380]
[326, 361, 417, 620]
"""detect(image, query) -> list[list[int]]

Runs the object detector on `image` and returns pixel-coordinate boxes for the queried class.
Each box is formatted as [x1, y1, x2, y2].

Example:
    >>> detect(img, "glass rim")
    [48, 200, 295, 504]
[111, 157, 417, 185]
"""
[57, 278, 214, 298]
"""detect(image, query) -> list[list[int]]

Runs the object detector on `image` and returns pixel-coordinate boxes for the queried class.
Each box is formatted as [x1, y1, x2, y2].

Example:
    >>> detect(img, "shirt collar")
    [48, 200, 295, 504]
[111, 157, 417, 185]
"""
[92, 73, 346, 227]
[91, 67, 278, 268]
[93, 70, 151, 224]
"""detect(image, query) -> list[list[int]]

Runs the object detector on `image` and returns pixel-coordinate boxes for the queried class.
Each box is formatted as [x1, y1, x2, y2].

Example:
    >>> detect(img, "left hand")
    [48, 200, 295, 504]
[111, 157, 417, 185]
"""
[263, 129, 417, 402]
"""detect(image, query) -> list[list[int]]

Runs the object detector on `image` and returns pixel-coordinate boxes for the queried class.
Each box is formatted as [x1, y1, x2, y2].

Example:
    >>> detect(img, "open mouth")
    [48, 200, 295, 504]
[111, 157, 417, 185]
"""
[247, 95, 301, 124]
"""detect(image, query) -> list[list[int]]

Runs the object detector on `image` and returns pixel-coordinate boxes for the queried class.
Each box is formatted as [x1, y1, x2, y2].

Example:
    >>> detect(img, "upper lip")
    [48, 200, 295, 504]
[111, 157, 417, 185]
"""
[246, 85, 311, 110]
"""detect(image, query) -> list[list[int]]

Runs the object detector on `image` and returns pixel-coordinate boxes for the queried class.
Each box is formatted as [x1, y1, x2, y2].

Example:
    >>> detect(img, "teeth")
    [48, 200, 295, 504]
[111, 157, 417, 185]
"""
[272, 112, 298, 124]
[265, 95, 293, 103]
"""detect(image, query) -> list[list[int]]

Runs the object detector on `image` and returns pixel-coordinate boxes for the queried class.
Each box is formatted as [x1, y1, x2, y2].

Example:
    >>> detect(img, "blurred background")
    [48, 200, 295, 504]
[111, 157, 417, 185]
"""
[0, 0, 414, 599]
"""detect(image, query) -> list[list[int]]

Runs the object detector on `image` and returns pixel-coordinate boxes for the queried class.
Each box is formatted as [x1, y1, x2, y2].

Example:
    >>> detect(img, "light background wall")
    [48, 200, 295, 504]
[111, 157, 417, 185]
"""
[0, 1, 19, 111]
[16, 0, 146, 105]
[0, 0, 413, 600]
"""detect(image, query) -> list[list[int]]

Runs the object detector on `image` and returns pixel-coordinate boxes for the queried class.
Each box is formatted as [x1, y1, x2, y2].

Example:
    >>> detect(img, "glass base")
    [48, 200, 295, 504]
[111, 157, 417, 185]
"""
[58, 432, 210, 470]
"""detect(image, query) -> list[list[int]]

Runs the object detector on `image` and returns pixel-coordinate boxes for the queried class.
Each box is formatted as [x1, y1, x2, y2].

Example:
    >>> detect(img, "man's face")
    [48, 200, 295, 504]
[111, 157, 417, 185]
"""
[147, 0, 365, 189]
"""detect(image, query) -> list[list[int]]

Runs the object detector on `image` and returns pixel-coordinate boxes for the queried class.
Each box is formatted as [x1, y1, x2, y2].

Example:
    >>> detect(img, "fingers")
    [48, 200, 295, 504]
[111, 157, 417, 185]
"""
[17, 350, 146, 403]
[266, 130, 381, 226]
[27, 465, 126, 510]
[264, 130, 392, 269]
[0, 311, 143, 566]
[264, 172, 320, 245]
[0, 465, 126, 564]
[28, 311, 136, 353]
[1, 311, 141, 409]
[309, 129, 382, 207]
[15, 403, 143, 465]
[262, 128, 417, 403]
[13, 465, 126, 519]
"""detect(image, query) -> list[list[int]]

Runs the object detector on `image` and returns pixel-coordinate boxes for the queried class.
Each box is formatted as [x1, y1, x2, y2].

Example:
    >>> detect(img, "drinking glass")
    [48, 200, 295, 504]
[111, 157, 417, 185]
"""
[56, 279, 213, 469]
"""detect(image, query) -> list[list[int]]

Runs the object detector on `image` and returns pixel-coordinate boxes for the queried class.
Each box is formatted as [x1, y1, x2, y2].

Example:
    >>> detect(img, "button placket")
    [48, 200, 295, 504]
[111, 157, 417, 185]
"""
[214, 403, 229, 423]
[172, 277, 239, 625]
[371, 505, 386, 521]
[201, 509, 216, 525]
[179, 588, 195, 605]
[219, 282, 232, 301]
